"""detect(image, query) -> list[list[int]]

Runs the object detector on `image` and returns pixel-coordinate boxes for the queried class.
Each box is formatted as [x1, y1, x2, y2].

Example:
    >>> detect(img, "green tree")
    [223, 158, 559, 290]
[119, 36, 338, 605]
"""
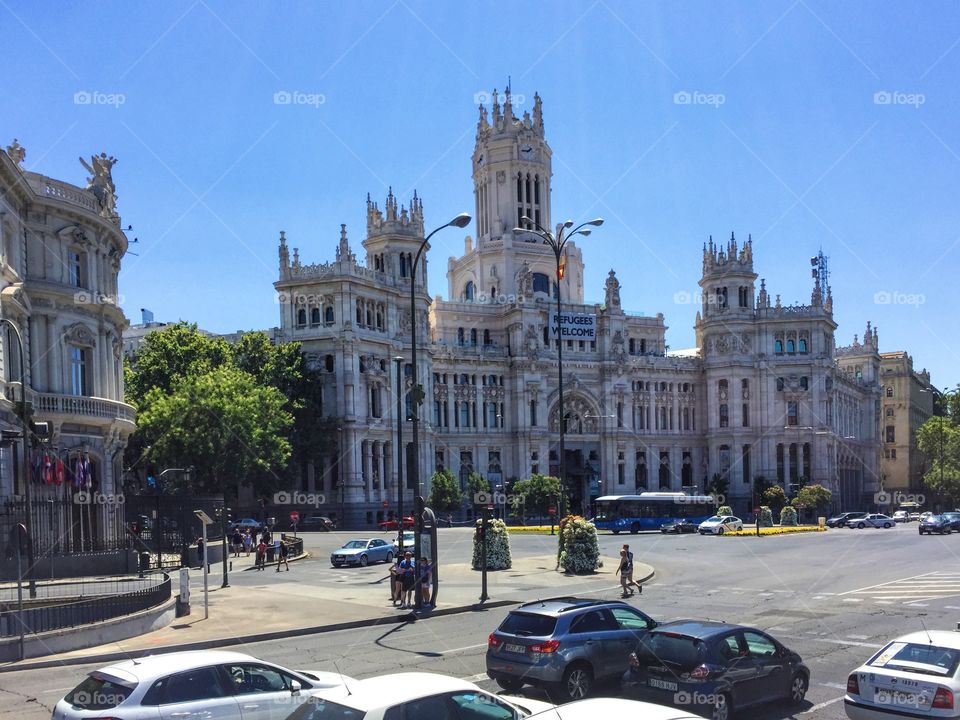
[465, 472, 490, 505]
[918, 417, 960, 500]
[763, 485, 788, 513]
[752, 475, 773, 506]
[794, 484, 832, 513]
[429, 469, 461, 512]
[137, 366, 293, 499]
[513, 474, 563, 525]
[706, 472, 729, 502]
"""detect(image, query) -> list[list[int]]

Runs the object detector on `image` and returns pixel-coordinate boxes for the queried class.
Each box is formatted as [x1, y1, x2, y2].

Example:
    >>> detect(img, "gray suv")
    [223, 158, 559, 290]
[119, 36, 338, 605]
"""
[486, 597, 657, 701]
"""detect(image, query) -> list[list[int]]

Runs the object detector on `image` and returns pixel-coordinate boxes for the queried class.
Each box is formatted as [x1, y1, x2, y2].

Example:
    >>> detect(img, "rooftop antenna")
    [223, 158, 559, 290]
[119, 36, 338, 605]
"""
[920, 618, 933, 645]
[809, 248, 829, 304]
[332, 660, 352, 695]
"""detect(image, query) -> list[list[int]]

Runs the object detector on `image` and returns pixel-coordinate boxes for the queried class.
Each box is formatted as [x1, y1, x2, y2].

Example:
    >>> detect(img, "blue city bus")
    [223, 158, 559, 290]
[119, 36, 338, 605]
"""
[592, 492, 719, 534]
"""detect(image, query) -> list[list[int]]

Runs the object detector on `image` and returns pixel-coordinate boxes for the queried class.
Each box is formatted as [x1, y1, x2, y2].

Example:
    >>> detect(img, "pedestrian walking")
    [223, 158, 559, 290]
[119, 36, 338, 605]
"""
[196, 536, 204, 568]
[276, 540, 290, 571]
[256, 538, 267, 570]
[231, 529, 242, 558]
[623, 543, 643, 595]
[419, 556, 433, 608]
[398, 551, 416, 608]
[389, 555, 403, 606]
[243, 530, 253, 556]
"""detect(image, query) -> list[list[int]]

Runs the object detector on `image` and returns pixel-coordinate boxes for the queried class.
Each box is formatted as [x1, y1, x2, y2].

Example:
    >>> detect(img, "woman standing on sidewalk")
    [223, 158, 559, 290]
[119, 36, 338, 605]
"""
[398, 552, 416, 609]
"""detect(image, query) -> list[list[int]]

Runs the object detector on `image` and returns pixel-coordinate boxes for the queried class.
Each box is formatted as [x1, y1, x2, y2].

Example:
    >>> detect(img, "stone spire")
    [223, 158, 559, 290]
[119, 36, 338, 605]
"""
[758, 278, 768, 308]
[502, 84, 515, 124]
[491, 89, 501, 124]
[811, 272, 822, 307]
[533, 92, 544, 135]
[278, 230, 290, 279]
[336, 223, 355, 264]
[478, 103, 489, 133]
[824, 285, 833, 313]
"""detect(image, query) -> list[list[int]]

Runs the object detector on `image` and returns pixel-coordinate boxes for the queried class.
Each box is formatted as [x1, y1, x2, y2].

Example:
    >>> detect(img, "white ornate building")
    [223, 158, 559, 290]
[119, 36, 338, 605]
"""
[0, 140, 135, 550]
[274, 90, 882, 526]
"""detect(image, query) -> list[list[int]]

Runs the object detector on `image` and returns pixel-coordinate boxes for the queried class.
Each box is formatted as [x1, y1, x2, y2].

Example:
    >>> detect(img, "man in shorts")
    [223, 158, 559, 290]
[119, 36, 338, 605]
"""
[621, 543, 643, 595]
[398, 551, 416, 609]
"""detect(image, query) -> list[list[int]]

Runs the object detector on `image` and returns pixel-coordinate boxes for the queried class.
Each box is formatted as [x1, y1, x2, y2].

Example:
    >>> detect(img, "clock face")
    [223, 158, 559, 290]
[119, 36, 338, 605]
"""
[520, 144, 533, 156]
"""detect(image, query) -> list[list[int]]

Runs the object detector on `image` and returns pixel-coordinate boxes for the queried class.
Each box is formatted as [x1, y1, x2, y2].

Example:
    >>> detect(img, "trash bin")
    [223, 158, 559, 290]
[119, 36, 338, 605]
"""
[266, 546, 275, 562]
[139, 551, 151, 573]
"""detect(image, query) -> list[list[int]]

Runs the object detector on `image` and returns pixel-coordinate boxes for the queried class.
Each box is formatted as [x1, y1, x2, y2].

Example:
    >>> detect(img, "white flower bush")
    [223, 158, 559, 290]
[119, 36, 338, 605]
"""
[780, 505, 798, 526]
[558, 515, 600, 574]
[760, 505, 774, 527]
[472, 518, 512, 570]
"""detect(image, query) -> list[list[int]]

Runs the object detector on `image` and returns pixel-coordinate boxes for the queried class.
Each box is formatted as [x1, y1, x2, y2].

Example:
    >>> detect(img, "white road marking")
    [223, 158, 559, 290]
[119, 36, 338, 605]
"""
[842, 598, 863, 603]
[459, 672, 489, 684]
[441, 642, 488, 655]
[781, 634, 883, 649]
[906, 603, 929, 607]
[945, 605, 960, 610]
[801, 695, 845, 714]
[819, 682, 848, 690]
[847, 635, 869, 640]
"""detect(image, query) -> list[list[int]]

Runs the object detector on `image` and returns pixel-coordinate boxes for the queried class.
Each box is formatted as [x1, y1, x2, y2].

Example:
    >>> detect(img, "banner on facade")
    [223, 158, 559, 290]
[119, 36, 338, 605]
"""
[548, 312, 596, 340]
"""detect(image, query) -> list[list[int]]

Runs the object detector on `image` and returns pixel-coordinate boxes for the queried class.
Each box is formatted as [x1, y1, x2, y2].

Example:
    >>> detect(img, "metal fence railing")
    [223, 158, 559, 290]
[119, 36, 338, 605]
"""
[0, 574, 171, 637]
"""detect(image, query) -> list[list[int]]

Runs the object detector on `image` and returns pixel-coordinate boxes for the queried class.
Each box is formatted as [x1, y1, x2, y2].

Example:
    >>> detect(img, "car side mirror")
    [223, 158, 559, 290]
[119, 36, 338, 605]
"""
[290, 680, 302, 695]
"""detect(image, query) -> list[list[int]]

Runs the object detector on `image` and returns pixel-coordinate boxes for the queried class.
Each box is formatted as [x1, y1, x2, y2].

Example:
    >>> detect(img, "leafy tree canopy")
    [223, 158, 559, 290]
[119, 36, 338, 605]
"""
[917, 416, 960, 499]
[794, 484, 832, 511]
[429, 469, 461, 512]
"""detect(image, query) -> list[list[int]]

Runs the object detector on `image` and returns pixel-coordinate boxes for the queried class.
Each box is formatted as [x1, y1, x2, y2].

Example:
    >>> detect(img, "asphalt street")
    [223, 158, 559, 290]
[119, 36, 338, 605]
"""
[5, 523, 959, 719]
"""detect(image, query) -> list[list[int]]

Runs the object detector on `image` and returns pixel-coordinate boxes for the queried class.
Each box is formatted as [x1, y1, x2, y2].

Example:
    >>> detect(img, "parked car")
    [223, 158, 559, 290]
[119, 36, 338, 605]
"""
[53, 650, 353, 720]
[527, 697, 702, 720]
[910, 512, 922, 522]
[378, 516, 415, 531]
[698, 515, 744, 535]
[847, 513, 895, 529]
[827, 512, 867, 528]
[920, 511, 934, 522]
[919, 514, 952, 535]
[286, 672, 553, 720]
[229, 518, 263, 532]
[661, 519, 698, 534]
[298, 515, 335, 531]
[330, 538, 395, 567]
[892, 510, 911, 523]
[392, 530, 415, 552]
[942, 511, 960, 532]
[486, 597, 658, 701]
[845, 629, 960, 719]
[622, 620, 808, 720]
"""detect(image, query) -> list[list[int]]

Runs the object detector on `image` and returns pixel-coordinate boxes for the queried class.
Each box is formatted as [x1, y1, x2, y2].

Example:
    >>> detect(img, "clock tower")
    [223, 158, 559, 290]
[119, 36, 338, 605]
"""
[473, 87, 552, 244]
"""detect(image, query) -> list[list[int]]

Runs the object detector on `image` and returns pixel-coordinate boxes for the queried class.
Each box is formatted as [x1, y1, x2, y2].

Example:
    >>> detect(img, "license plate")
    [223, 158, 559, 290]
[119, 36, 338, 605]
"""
[504, 643, 526, 654]
[875, 689, 925, 707]
[648, 678, 678, 691]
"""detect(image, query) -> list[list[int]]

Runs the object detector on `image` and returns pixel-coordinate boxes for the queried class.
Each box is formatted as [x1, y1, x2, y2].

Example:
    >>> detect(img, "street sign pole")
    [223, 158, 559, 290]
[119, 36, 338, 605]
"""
[13, 524, 25, 660]
[194, 510, 213, 619]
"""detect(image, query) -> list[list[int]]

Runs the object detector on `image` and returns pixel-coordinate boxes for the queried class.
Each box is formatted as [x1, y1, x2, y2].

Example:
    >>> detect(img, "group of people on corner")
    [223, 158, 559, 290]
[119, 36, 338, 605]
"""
[616, 543, 643, 598]
[211, 527, 291, 572]
[389, 551, 433, 609]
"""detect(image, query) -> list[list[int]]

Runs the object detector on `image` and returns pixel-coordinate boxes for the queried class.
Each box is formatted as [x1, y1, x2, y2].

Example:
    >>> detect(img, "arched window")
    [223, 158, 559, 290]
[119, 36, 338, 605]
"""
[776, 377, 785, 391]
[457, 327, 465, 345]
[719, 404, 729, 428]
[356, 302, 363, 326]
[798, 338, 808, 353]
[775, 339, 783, 354]
[310, 307, 320, 325]
[297, 308, 307, 327]
[464, 281, 475, 301]
[470, 328, 477, 346]
[376, 308, 384, 330]
[366, 308, 373, 327]
[532, 272, 550, 295]
[324, 306, 334, 324]
[800, 376, 809, 391]
[483, 329, 491, 346]
[786, 339, 795, 353]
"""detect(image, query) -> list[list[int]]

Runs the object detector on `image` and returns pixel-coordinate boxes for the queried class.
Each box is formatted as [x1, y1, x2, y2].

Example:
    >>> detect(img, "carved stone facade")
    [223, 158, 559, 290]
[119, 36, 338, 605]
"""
[272, 91, 889, 525]
[0, 142, 136, 544]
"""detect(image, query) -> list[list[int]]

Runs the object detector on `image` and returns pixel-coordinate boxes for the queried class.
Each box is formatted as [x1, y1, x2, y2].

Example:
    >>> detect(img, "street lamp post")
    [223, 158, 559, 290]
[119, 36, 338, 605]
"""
[408, 214, 471, 499]
[1, 319, 35, 596]
[514, 217, 603, 513]
[394, 356, 405, 555]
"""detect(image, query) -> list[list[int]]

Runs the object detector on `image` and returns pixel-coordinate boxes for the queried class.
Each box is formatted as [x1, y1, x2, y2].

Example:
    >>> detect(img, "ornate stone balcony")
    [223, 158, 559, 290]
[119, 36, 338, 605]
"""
[33, 392, 135, 424]
[25, 174, 98, 213]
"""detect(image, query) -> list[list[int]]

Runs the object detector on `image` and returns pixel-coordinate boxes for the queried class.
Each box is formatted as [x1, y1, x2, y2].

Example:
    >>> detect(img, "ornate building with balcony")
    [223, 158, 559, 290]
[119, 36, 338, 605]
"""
[0, 140, 135, 551]
[273, 90, 889, 525]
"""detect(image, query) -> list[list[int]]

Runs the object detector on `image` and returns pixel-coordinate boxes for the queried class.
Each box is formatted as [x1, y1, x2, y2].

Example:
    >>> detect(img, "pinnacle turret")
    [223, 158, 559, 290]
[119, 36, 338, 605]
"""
[366, 189, 424, 238]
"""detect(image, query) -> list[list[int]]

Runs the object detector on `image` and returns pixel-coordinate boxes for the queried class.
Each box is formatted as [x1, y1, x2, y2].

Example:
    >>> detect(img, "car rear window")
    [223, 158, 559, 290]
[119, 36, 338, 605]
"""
[65, 674, 135, 709]
[868, 642, 960, 676]
[499, 612, 557, 637]
[287, 696, 366, 719]
[636, 632, 706, 671]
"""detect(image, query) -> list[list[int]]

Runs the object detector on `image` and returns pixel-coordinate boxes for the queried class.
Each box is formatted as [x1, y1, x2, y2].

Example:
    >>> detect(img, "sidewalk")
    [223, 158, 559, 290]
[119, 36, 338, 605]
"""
[0, 554, 654, 671]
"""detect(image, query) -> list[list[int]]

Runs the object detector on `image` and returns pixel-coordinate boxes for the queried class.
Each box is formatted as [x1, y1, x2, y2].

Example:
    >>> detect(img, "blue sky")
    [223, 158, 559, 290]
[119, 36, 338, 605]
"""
[3, 1, 959, 387]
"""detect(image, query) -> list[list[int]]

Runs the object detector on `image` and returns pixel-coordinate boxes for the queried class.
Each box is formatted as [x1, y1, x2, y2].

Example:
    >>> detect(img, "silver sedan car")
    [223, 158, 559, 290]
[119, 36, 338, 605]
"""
[847, 513, 895, 529]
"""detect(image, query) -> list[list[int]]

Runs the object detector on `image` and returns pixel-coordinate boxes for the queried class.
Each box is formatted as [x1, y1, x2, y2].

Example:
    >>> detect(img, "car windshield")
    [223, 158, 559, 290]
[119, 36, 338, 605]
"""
[499, 612, 558, 637]
[65, 674, 135, 709]
[869, 641, 960, 676]
[636, 632, 707, 672]
[342, 541, 367, 549]
[286, 696, 366, 720]
[704, 516, 721, 523]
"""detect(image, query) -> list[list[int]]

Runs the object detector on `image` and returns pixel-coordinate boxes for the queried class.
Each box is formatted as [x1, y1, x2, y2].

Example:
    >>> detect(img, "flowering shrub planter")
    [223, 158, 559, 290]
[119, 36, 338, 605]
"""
[760, 506, 774, 527]
[717, 505, 733, 517]
[472, 518, 512, 570]
[780, 506, 798, 526]
[723, 525, 827, 536]
[557, 515, 600, 574]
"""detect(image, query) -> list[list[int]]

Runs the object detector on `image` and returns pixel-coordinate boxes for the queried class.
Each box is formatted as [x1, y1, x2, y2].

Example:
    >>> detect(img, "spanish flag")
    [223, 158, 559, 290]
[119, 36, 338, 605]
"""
[558, 253, 567, 280]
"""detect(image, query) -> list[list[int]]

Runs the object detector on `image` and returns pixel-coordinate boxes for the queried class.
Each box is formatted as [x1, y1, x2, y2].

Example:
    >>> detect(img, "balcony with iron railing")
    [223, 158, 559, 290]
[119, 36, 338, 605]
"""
[1, 383, 135, 424]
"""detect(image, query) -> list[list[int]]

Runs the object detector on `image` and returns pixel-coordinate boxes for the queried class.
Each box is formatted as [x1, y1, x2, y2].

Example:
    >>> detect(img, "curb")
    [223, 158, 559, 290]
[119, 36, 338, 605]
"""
[0, 569, 654, 673]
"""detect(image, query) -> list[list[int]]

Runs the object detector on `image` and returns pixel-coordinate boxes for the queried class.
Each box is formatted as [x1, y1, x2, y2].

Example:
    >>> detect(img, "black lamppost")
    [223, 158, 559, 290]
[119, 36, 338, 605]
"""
[513, 216, 603, 513]
[0, 319, 34, 594]
[394, 356, 405, 554]
[408, 213, 471, 500]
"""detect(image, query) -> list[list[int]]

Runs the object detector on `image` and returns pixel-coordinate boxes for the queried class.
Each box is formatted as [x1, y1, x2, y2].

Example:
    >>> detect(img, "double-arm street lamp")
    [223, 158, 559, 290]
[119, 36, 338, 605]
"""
[513, 216, 603, 513]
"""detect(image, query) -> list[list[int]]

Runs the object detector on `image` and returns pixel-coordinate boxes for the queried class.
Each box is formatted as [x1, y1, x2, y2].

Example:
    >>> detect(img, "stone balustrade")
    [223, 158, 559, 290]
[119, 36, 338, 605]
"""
[26, 175, 98, 213]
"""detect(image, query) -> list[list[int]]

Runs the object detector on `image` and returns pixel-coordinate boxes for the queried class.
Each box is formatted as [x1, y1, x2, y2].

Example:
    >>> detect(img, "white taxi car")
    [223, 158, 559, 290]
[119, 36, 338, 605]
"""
[845, 630, 960, 719]
[53, 650, 352, 720]
[288, 672, 554, 719]
[698, 515, 744, 535]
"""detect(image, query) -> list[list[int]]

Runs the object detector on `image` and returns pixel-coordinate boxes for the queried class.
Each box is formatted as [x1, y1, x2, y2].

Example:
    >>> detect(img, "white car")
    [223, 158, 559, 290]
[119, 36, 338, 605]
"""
[528, 697, 702, 719]
[52, 650, 353, 720]
[848, 513, 895, 529]
[392, 530, 416, 553]
[289, 672, 554, 719]
[698, 515, 744, 535]
[892, 510, 910, 523]
[845, 629, 960, 719]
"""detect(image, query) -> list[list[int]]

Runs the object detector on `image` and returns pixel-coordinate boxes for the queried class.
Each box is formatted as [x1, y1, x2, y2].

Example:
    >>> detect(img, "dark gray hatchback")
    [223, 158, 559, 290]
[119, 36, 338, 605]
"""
[486, 597, 657, 702]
